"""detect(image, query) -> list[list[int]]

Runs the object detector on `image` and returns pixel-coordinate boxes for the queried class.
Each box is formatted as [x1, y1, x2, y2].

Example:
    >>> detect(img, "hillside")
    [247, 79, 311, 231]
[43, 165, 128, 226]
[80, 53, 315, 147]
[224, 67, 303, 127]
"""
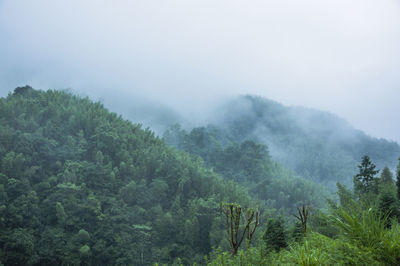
[164, 124, 328, 212]
[0, 87, 328, 265]
[0, 86, 252, 265]
[199, 95, 400, 188]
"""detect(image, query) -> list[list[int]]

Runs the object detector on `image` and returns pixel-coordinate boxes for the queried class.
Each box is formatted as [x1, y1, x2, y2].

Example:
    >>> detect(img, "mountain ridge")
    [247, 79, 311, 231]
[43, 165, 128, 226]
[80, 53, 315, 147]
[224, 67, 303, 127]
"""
[158, 95, 400, 189]
[0, 86, 328, 265]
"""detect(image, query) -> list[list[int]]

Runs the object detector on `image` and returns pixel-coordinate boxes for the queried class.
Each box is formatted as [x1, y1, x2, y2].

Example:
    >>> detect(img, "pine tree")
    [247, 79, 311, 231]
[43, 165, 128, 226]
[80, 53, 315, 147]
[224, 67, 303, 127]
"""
[354, 155, 379, 195]
[378, 165, 397, 224]
[378, 187, 397, 225]
[380, 166, 394, 184]
[337, 182, 355, 209]
[263, 217, 287, 253]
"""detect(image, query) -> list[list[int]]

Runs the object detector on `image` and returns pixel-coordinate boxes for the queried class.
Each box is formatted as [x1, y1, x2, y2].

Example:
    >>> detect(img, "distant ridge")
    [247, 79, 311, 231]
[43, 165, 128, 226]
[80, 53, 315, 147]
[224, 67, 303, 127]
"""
[208, 95, 400, 187]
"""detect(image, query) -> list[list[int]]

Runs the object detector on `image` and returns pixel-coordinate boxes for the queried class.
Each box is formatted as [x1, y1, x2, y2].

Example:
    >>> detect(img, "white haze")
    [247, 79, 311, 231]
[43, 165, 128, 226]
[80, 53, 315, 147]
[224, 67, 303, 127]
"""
[0, 0, 399, 142]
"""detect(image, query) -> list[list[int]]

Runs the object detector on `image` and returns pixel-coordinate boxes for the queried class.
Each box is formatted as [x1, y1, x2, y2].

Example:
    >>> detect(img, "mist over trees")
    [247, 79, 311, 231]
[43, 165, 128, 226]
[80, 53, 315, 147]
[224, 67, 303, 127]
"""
[159, 95, 400, 191]
[0, 87, 255, 264]
[1, 0, 400, 265]
[1, 87, 400, 265]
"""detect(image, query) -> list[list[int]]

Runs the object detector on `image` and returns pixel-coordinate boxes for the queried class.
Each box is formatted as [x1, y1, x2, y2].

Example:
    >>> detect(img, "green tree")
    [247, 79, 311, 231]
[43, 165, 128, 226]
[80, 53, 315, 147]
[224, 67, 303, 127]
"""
[380, 166, 394, 185]
[354, 155, 379, 195]
[377, 187, 397, 225]
[263, 217, 287, 253]
[336, 183, 355, 210]
[3, 228, 37, 265]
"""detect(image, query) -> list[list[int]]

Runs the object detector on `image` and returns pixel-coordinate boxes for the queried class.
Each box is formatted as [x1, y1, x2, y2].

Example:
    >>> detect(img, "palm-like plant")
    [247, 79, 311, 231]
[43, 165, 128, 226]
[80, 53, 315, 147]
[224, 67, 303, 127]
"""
[331, 205, 388, 248]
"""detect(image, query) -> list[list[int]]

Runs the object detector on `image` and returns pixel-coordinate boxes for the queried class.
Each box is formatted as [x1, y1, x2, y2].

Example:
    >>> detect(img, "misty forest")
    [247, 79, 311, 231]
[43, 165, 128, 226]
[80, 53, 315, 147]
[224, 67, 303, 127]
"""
[2, 1, 400, 265]
[0, 86, 400, 265]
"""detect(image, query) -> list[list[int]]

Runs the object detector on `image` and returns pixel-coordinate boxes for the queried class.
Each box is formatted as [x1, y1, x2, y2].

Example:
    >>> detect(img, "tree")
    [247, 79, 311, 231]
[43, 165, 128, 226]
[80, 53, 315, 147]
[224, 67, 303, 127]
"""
[378, 187, 397, 226]
[13, 85, 34, 95]
[380, 166, 394, 185]
[294, 204, 310, 235]
[220, 202, 259, 256]
[263, 217, 287, 253]
[354, 155, 379, 195]
[336, 183, 355, 210]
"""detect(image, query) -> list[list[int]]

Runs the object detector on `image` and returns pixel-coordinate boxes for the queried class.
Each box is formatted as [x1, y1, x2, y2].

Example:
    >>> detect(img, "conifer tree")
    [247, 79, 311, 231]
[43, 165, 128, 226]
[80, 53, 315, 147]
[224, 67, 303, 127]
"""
[354, 155, 379, 195]
[380, 166, 394, 184]
[263, 217, 287, 253]
[378, 188, 397, 225]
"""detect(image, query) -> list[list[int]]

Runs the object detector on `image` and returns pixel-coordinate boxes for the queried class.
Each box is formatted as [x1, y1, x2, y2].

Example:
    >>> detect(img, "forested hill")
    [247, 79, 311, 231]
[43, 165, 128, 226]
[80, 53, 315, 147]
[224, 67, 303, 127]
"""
[0, 86, 328, 265]
[202, 95, 400, 187]
[0, 86, 251, 265]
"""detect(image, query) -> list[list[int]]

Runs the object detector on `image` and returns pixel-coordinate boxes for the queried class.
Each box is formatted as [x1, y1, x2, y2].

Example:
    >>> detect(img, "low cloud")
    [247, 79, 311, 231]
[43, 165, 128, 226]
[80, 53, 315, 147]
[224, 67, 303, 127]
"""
[1, 0, 399, 141]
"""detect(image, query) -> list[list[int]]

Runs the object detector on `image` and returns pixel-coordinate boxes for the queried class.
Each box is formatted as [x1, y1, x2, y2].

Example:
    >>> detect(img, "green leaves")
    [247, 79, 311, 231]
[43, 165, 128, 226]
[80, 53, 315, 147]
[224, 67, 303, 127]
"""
[330, 204, 400, 265]
[354, 155, 379, 195]
[263, 217, 287, 253]
[0, 87, 261, 265]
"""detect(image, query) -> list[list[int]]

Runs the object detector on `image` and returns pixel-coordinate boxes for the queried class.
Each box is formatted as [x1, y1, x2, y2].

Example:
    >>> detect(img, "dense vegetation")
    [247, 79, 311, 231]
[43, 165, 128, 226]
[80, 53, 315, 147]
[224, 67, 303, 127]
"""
[207, 156, 400, 265]
[0, 87, 329, 265]
[1, 86, 399, 265]
[164, 124, 329, 215]
[186, 95, 400, 188]
[0, 87, 259, 265]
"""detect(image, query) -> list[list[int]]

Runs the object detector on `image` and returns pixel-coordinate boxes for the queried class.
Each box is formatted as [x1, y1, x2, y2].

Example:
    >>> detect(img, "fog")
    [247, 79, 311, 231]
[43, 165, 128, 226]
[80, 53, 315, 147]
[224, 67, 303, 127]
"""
[1, 0, 399, 142]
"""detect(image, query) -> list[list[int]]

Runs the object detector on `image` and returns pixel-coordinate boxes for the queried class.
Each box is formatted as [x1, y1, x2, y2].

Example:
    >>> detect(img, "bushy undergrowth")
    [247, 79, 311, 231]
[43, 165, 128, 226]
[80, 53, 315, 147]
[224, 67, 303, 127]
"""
[206, 203, 400, 266]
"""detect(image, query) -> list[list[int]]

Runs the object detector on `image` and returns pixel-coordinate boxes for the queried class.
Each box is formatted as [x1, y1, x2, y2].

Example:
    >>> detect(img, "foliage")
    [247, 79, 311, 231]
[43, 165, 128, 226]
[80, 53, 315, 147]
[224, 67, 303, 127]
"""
[377, 186, 398, 223]
[220, 203, 259, 255]
[209, 206, 400, 265]
[330, 202, 400, 264]
[206, 246, 268, 266]
[164, 124, 330, 215]
[354, 155, 379, 195]
[396, 158, 400, 199]
[331, 203, 388, 249]
[198, 95, 400, 188]
[380, 166, 394, 184]
[275, 233, 379, 266]
[262, 217, 287, 253]
[208, 157, 400, 266]
[308, 209, 338, 238]
[2, 87, 399, 265]
[207, 232, 381, 265]
[0, 87, 260, 265]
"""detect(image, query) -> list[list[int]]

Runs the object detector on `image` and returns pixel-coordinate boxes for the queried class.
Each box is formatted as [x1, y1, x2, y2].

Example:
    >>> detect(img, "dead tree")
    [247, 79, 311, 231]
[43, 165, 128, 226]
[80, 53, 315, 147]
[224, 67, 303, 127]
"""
[294, 204, 310, 235]
[221, 202, 260, 256]
[245, 208, 259, 250]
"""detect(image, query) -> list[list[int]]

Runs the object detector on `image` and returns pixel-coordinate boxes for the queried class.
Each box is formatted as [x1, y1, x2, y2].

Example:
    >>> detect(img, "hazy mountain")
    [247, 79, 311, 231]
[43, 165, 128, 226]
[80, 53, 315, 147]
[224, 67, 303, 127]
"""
[157, 95, 400, 189]
[0, 87, 328, 265]
[207, 95, 400, 187]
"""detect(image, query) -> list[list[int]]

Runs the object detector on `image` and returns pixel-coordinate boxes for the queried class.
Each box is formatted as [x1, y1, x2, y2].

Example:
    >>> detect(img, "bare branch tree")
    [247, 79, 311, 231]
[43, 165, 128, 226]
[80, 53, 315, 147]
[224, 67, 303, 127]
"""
[221, 202, 260, 256]
[294, 204, 310, 235]
[245, 208, 259, 250]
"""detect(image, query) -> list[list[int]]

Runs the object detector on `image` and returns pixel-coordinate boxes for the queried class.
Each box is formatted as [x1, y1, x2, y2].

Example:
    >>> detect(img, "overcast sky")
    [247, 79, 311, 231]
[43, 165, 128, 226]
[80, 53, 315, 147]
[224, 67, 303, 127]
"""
[1, 0, 399, 142]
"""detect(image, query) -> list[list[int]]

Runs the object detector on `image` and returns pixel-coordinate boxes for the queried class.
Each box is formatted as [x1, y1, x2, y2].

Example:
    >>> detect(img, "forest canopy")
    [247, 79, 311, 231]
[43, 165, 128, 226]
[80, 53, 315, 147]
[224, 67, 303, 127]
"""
[1, 87, 399, 265]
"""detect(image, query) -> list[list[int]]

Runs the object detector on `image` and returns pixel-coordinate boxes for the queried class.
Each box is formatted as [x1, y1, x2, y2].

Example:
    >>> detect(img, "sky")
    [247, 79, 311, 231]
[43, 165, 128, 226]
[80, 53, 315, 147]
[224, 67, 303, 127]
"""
[0, 0, 399, 142]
